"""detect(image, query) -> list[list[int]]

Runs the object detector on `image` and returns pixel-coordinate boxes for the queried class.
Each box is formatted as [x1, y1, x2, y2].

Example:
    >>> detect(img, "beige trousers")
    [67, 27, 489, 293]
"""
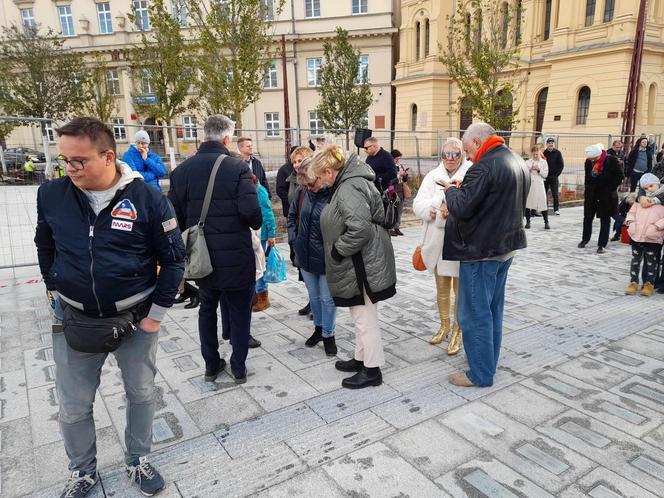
[348, 290, 385, 368]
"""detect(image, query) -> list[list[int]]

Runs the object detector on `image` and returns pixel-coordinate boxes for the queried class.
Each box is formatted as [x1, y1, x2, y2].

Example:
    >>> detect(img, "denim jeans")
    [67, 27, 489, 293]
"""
[457, 258, 513, 386]
[301, 269, 337, 337]
[198, 285, 253, 377]
[256, 240, 268, 293]
[53, 321, 159, 474]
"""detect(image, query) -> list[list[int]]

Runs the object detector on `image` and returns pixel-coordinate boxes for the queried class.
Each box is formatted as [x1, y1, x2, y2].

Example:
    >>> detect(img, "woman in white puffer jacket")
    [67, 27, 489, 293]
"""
[412, 137, 472, 355]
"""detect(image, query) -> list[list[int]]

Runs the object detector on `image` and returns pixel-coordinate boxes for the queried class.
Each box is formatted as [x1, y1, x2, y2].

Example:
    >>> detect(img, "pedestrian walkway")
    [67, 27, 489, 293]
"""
[0, 193, 662, 497]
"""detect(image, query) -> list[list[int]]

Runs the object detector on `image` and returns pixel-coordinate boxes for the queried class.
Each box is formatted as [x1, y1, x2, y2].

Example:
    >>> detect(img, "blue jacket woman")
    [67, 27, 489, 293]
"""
[288, 182, 337, 355]
[122, 145, 167, 191]
[254, 181, 277, 311]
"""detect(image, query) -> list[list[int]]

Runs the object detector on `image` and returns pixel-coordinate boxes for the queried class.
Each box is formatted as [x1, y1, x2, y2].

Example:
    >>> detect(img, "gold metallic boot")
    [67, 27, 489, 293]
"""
[448, 277, 462, 355]
[430, 275, 451, 344]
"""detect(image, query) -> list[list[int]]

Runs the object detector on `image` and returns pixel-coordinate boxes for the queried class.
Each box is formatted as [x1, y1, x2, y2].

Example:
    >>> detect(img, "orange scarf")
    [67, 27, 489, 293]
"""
[474, 135, 506, 162]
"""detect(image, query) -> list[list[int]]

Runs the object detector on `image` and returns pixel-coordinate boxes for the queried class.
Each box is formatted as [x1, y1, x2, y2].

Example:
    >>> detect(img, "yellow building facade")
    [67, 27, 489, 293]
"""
[394, 0, 664, 158]
[0, 0, 398, 165]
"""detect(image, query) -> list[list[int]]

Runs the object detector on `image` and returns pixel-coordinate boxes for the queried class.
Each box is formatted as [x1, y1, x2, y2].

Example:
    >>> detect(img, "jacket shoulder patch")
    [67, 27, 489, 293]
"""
[162, 218, 177, 232]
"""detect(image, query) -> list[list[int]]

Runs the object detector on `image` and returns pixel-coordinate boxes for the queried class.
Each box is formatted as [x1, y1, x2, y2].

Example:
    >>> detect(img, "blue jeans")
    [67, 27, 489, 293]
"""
[256, 240, 268, 293]
[301, 269, 336, 337]
[457, 258, 513, 386]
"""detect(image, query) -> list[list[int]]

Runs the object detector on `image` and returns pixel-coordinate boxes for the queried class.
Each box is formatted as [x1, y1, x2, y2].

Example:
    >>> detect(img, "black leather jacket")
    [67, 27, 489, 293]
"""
[443, 144, 530, 261]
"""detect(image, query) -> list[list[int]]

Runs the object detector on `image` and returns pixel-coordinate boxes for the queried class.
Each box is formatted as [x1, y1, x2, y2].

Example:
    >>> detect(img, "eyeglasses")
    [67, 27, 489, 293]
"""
[56, 151, 108, 171]
[442, 151, 461, 160]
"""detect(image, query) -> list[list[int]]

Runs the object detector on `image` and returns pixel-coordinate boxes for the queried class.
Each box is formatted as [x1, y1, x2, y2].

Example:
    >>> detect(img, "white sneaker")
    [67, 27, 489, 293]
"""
[554, 210, 560, 215]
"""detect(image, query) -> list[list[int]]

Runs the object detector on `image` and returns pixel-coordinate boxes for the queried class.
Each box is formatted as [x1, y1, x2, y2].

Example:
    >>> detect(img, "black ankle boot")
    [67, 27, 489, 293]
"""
[323, 336, 337, 356]
[341, 367, 382, 389]
[184, 295, 200, 309]
[298, 302, 311, 316]
[305, 326, 323, 347]
[335, 358, 364, 372]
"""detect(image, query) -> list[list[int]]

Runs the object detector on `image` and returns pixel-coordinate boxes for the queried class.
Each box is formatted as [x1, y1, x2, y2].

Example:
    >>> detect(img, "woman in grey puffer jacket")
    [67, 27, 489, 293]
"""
[311, 145, 396, 389]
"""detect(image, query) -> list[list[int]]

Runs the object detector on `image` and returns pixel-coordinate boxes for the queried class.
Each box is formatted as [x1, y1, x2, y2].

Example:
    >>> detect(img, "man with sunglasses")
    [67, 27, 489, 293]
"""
[34, 117, 185, 498]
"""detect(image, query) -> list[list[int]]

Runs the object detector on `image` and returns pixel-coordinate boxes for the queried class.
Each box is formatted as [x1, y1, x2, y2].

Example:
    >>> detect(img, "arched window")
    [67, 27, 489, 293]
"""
[585, 0, 596, 26]
[415, 21, 421, 61]
[576, 86, 591, 125]
[603, 0, 615, 22]
[460, 98, 473, 134]
[411, 104, 418, 131]
[544, 0, 552, 39]
[500, 3, 509, 49]
[497, 90, 514, 134]
[535, 87, 548, 133]
[424, 19, 430, 57]
[648, 83, 657, 126]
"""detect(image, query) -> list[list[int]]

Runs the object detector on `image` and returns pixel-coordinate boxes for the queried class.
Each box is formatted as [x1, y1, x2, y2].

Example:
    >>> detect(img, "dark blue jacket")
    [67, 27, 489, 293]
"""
[287, 187, 329, 274]
[168, 141, 262, 290]
[365, 148, 397, 191]
[122, 145, 167, 191]
[34, 175, 185, 318]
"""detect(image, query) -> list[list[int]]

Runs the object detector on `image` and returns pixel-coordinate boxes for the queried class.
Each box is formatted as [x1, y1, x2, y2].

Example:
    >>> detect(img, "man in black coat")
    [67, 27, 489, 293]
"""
[364, 137, 398, 192]
[578, 143, 624, 253]
[169, 115, 262, 384]
[238, 136, 271, 197]
[542, 137, 564, 215]
[276, 146, 298, 217]
[441, 122, 530, 389]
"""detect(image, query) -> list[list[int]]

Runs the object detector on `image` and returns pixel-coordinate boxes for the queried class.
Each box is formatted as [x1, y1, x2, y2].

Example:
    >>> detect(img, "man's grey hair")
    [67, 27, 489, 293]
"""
[203, 115, 235, 142]
[363, 136, 379, 146]
[463, 122, 496, 144]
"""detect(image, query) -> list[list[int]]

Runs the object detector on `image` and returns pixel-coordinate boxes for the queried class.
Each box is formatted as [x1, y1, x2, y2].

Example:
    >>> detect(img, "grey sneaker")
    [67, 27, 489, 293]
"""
[60, 470, 99, 498]
[127, 456, 165, 496]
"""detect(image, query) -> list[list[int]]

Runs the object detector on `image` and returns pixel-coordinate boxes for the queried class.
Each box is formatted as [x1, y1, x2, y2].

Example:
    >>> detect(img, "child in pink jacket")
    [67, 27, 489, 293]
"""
[625, 173, 664, 296]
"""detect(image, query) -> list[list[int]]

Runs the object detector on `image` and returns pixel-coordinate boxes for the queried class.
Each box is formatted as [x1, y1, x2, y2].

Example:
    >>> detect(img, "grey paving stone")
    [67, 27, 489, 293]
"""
[383, 419, 482, 480]
[643, 422, 664, 449]
[371, 383, 465, 429]
[523, 371, 662, 437]
[558, 466, 659, 498]
[384, 336, 448, 364]
[287, 410, 395, 466]
[0, 368, 29, 424]
[537, 409, 664, 496]
[435, 457, 555, 498]
[611, 376, 664, 413]
[588, 346, 664, 381]
[175, 442, 305, 498]
[382, 358, 460, 392]
[254, 467, 345, 498]
[438, 401, 595, 494]
[215, 403, 324, 458]
[482, 383, 568, 428]
[323, 442, 448, 497]
[305, 382, 400, 423]
[242, 353, 319, 412]
[184, 387, 264, 434]
[612, 334, 664, 361]
[554, 356, 634, 390]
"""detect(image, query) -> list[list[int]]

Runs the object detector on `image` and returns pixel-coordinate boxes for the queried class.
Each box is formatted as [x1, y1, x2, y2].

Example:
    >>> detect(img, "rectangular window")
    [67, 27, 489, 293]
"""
[107, 70, 121, 95]
[263, 61, 278, 89]
[603, 0, 615, 22]
[97, 3, 113, 34]
[308, 111, 323, 134]
[112, 118, 127, 141]
[352, 0, 367, 15]
[139, 69, 153, 94]
[305, 0, 320, 18]
[134, 0, 150, 31]
[356, 55, 369, 83]
[58, 6, 75, 37]
[45, 123, 55, 143]
[307, 58, 322, 87]
[265, 112, 280, 137]
[585, 0, 596, 27]
[20, 9, 36, 32]
[183, 116, 197, 140]
[262, 0, 274, 20]
[172, 0, 188, 27]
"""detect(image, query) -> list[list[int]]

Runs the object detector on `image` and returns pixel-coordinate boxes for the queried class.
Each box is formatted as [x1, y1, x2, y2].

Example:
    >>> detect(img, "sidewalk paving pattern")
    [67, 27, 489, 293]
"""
[0, 186, 663, 497]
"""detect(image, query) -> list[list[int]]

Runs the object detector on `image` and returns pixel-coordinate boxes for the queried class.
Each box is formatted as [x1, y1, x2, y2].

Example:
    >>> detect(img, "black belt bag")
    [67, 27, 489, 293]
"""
[62, 304, 139, 353]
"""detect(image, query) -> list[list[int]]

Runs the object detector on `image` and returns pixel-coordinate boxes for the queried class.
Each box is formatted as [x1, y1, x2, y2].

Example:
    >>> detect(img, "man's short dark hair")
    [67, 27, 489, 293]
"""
[237, 137, 252, 146]
[391, 149, 402, 159]
[55, 117, 116, 155]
